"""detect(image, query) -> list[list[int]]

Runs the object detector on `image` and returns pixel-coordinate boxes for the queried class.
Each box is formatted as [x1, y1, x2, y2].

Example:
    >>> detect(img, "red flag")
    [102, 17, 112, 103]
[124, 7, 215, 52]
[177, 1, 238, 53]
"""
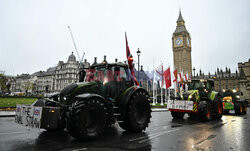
[173, 69, 178, 83]
[164, 67, 171, 88]
[125, 32, 139, 86]
[184, 73, 188, 81]
[178, 72, 184, 84]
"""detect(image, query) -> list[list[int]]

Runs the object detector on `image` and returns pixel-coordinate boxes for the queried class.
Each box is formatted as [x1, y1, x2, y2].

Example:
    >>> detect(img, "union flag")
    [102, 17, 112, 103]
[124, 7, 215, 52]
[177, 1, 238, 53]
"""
[125, 32, 139, 86]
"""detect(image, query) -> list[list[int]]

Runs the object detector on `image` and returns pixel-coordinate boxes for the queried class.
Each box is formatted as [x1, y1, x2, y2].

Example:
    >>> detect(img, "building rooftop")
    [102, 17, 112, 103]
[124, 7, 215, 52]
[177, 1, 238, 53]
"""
[177, 10, 184, 22]
[68, 52, 76, 62]
[174, 25, 187, 34]
[173, 10, 189, 34]
[31, 71, 43, 77]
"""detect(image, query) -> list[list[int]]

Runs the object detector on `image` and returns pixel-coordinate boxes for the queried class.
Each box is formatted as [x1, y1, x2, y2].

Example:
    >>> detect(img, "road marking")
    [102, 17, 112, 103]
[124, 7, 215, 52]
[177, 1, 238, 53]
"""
[0, 131, 28, 135]
[72, 148, 87, 151]
[138, 129, 179, 143]
[129, 131, 164, 142]
[129, 125, 178, 142]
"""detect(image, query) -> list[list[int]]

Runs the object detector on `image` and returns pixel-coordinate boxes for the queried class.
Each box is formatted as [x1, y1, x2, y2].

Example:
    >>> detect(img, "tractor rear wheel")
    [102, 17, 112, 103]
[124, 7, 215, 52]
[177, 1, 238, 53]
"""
[67, 98, 107, 140]
[198, 101, 212, 121]
[212, 99, 223, 119]
[235, 102, 243, 115]
[119, 90, 151, 132]
[171, 112, 185, 119]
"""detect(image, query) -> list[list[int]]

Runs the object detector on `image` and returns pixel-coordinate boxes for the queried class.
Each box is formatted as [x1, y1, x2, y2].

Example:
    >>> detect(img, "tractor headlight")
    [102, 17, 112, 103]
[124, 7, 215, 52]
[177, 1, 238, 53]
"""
[236, 95, 240, 99]
[49, 109, 55, 113]
[103, 78, 108, 85]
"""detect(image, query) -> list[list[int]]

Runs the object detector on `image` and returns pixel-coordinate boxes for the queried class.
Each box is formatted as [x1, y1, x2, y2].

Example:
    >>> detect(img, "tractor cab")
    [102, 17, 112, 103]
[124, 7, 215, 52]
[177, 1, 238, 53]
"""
[223, 96, 233, 102]
[83, 62, 135, 100]
[187, 79, 214, 99]
[222, 89, 247, 115]
[222, 89, 241, 103]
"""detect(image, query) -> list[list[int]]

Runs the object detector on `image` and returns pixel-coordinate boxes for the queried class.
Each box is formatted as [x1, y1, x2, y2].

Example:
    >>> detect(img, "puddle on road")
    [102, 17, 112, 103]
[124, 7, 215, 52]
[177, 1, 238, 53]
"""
[210, 122, 227, 129]
[192, 134, 217, 150]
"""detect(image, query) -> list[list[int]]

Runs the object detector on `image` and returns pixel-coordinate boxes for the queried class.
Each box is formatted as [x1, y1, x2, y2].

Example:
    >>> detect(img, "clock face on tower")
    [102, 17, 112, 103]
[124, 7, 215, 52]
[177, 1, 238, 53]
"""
[175, 38, 182, 46]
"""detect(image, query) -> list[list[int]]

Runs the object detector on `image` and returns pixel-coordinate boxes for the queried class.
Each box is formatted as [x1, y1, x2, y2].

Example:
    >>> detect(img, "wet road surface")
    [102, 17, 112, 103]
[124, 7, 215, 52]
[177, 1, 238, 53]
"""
[0, 109, 249, 151]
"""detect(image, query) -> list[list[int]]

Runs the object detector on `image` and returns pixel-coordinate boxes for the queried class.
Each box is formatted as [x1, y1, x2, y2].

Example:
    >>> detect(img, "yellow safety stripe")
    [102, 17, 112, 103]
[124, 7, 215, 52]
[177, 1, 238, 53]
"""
[193, 103, 198, 112]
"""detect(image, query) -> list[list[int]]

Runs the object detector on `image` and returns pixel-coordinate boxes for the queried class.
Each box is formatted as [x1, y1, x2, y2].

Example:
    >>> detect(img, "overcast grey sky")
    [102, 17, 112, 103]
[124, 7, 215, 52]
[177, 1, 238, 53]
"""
[0, 0, 249, 76]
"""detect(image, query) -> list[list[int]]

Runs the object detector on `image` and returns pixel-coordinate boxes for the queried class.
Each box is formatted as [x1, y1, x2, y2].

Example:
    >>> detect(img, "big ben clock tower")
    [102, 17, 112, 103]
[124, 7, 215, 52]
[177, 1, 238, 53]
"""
[172, 10, 192, 76]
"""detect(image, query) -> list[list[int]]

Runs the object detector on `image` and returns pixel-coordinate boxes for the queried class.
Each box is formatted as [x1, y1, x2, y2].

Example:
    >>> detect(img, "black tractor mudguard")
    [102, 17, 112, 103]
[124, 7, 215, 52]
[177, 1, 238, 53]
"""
[48, 92, 60, 101]
[75, 93, 108, 106]
[32, 98, 46, 106]
[60, 83, 78, 99]
[75, 93, 105, 100]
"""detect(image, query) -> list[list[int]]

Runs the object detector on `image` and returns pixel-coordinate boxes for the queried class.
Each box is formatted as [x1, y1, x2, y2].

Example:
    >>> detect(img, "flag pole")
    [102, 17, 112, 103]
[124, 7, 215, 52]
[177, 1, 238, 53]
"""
[167, 64, 170, 103]
[168, 87, 170, 101]
[165, 87, 168, 104]
[147, 66, 149, 92]
[174, 69, 177, 99]
[160, 63, 163, 106]
[180, 70, 183, 97]
[161, 84, 163, 105]
[152, 58, 155, 105]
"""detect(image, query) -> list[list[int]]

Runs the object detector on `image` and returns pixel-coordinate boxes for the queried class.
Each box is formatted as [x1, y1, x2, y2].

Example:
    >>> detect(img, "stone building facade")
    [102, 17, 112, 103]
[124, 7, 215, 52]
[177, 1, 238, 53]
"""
[193, 59, 250, 104]
[238, 59, 250, 102]
[213, 68, 240, 92]
[36, 52, 90, 93]
[54, 52, 79, 91]
[8, 52, 91, 94]
[172, 10, 192, 76]
[14, 74, 32, 93]
[193, 67, 240, 92]
[36, 67, 56, 93]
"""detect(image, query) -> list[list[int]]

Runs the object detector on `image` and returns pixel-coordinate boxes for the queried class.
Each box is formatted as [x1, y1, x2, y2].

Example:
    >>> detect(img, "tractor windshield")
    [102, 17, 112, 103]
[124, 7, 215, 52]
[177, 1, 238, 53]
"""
[85, 67, 107, 82]
[188, 80, 213, 91]
[85, 65, 130, 82]
[188, 81, 202, 90]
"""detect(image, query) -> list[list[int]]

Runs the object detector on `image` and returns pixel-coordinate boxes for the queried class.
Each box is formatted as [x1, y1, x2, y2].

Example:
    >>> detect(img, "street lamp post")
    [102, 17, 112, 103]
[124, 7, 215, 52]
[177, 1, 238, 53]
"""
[136, 48, 141, 85]
[193, 67, 196, 79]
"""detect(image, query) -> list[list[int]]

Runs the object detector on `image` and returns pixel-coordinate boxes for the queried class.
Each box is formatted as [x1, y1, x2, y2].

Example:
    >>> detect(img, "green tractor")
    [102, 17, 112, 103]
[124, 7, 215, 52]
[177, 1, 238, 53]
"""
[15, 61, 151, 140]
[222, 89, 247, 115]
[168, 79, 223, 121]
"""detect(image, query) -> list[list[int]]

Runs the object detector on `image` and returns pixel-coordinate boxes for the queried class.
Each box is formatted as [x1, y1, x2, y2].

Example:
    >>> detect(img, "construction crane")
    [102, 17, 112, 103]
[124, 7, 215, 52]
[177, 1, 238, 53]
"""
[67, 26, 85, 63]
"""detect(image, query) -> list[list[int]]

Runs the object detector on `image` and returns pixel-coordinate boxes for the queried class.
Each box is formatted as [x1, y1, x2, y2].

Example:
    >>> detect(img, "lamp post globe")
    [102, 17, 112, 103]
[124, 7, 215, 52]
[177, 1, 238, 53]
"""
[136, 48, 141, 85]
